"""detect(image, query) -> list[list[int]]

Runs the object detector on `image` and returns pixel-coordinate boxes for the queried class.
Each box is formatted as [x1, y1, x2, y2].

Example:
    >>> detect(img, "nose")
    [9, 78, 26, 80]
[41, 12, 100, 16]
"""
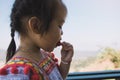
[61, 29, 63, 35]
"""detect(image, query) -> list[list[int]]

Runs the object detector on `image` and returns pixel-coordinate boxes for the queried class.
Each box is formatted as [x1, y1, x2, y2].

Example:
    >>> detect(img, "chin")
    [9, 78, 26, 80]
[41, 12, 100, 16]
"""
[44, 48, 54, 52]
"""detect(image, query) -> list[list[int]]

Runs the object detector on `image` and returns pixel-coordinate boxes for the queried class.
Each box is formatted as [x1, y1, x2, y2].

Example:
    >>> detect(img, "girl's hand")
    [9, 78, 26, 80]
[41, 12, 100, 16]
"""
[61, 42, 74, 63]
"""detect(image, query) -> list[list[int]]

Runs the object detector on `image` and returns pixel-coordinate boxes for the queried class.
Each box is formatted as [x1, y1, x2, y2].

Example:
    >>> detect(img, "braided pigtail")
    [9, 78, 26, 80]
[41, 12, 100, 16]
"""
[6, 27, 16, 62]
[6, 0, 66, 62]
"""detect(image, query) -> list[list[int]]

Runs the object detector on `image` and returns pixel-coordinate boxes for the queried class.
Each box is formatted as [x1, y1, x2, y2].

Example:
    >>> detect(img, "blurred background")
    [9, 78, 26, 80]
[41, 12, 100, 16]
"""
[0, 0, 120, 72]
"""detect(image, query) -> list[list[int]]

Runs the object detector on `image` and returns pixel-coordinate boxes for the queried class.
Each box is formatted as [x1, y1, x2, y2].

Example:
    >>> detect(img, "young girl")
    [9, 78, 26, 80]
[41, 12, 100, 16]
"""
[0, 0, 74, 80]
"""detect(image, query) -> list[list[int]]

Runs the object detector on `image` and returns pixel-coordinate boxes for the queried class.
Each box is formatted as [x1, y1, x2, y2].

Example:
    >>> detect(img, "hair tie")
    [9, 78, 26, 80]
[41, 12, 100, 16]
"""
[11, 28, 15, 38]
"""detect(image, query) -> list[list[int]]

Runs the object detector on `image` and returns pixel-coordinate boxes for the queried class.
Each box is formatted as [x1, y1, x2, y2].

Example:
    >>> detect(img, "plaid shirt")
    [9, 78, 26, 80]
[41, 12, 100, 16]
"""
[0, 51, 63, 80]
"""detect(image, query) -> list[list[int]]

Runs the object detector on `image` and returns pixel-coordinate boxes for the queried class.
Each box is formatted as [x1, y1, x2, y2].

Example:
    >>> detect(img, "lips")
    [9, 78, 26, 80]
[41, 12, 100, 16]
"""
[56, 41, 62, 46]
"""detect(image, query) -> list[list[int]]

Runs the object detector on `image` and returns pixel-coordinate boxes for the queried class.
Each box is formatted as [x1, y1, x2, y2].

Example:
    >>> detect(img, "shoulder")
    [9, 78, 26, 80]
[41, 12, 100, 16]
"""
[41, 50, 58, 63]
[0, 57, 43, 80]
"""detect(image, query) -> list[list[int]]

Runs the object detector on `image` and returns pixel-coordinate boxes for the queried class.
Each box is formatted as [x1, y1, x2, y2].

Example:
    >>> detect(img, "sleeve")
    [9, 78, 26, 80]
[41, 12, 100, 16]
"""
[0, 65, 43, 80]
[0, 67, 30, 80]
[0, 74, 29, 80]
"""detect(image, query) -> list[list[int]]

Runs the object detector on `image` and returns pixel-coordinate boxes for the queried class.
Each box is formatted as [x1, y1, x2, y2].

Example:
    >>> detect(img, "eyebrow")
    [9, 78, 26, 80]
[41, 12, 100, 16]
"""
[59, 19, 65, 23]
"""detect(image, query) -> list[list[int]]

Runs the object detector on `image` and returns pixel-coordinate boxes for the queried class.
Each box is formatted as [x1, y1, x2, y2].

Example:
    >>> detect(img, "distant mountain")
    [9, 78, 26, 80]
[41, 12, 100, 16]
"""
[0, 49, 6, 61]
[0, 49, 99, 61]
[54, 48, 99, 60]
[74, 50, 100, 60]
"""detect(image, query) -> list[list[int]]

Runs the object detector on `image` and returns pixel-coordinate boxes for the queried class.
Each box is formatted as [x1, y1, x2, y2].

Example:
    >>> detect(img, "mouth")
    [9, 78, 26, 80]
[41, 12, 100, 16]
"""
[56, 41, 62, 47]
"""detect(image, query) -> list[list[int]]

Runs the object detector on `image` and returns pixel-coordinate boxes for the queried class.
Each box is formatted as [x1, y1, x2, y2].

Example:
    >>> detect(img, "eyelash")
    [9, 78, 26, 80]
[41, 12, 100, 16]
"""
[59, 26, 62, 29]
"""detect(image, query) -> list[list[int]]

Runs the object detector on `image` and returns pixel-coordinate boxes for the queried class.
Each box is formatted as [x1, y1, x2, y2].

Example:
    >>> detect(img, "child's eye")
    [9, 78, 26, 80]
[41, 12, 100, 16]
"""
[58, 26, 62, 29]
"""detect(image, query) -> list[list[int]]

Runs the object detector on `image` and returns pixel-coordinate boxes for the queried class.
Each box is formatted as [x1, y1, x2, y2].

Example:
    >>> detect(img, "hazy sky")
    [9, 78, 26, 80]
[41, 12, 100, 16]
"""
[0, 0, 120, 51]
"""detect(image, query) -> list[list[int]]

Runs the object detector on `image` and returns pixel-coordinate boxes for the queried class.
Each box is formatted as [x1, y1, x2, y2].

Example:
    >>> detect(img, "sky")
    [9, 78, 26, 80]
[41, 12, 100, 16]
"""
[0, 0, 120, 51]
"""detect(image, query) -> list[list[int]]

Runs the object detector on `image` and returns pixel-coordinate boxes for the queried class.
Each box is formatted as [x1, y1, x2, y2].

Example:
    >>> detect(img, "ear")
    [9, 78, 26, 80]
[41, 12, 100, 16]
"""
[28, 17, 41, 34]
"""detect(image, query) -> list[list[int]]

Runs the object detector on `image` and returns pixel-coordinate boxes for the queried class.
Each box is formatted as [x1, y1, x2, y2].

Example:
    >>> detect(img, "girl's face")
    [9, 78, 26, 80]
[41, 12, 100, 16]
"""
[38, 4, 67, 52]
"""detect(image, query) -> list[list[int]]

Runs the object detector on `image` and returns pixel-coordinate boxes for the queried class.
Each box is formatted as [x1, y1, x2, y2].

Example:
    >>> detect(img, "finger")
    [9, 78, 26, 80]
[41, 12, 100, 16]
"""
[61, 42, 73, 49]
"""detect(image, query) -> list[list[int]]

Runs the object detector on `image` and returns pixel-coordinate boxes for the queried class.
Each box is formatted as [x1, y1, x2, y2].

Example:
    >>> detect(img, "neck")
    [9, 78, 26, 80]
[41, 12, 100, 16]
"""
[19, 35, 40, 53]
[17, 46, 40, 54]
[14, 35, 42, 63]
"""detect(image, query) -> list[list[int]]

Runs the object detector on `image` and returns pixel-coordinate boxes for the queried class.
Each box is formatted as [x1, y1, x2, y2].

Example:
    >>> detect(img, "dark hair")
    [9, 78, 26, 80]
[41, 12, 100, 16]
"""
[6, 0, 67, 62]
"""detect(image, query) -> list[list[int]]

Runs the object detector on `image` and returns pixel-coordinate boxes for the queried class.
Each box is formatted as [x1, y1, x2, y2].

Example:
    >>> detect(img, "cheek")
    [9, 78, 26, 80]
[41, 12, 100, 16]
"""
[51, 33, 60, 41]
[54, 30, 61, 40]
[51, 28, 61, 39]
